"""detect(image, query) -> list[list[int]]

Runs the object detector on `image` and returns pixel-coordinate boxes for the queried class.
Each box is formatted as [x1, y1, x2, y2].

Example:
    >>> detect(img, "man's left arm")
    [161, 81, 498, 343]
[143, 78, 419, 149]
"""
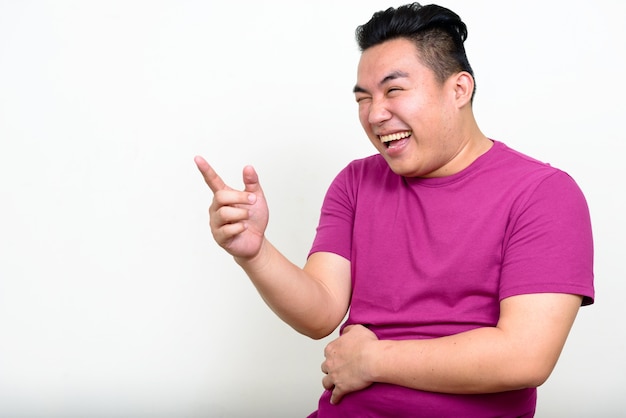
[321, 292, 582, 404]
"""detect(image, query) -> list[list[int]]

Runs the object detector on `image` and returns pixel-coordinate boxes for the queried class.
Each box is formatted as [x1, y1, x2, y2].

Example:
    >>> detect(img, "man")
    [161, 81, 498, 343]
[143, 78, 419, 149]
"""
[195, 3, 594, 417]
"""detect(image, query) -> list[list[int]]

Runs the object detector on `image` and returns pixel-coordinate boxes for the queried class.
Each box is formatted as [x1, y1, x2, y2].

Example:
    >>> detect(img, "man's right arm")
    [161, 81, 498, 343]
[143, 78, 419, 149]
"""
[194, 156, 351, 339]
[237, 243, 351, 339]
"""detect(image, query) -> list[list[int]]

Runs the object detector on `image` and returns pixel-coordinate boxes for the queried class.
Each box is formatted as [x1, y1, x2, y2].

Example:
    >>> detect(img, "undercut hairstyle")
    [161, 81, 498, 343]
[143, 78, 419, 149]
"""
[356, 3, 476, 98]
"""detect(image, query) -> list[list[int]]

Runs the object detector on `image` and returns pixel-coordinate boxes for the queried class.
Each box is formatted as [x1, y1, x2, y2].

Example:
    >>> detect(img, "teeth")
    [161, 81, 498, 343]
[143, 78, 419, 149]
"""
[380, 131, 412, 143]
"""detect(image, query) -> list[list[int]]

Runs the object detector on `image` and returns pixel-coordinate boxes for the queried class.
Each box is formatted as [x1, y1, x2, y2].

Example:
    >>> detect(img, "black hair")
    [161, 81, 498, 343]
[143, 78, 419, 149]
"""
[356, 3, 475, 97]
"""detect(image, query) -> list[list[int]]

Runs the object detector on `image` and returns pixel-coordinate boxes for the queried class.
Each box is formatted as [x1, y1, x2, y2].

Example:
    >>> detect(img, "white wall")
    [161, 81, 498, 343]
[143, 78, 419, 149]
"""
[0, 1, 624, 417]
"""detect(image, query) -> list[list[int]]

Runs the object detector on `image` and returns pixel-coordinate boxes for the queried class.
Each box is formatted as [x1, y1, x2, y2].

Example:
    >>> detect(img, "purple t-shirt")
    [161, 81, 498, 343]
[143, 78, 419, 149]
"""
[307, 141, 594, 417]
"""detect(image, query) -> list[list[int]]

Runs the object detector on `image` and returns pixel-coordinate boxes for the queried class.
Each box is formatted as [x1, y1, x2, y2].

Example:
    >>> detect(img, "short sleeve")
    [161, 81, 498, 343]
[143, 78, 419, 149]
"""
[308, 166, 355, 261]
[500, 171, 594, 305]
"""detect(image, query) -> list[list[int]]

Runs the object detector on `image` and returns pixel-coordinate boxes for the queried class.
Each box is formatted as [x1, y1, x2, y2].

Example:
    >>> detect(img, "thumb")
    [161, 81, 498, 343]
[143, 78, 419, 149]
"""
[242, 165, 262, 194]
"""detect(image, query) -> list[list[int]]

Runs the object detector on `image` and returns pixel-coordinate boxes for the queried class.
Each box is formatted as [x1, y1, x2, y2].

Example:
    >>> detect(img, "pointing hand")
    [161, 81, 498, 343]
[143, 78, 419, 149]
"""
[194, 156, 269, 260]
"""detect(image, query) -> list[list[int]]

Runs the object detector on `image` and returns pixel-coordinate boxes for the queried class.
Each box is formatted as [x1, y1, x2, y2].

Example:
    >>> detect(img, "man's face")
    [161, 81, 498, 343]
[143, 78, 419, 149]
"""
[355, 37, 464, 178]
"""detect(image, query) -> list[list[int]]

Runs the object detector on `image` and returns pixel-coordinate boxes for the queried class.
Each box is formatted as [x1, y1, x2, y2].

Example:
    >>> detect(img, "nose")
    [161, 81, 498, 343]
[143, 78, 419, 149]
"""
[368, 98, 391, 125]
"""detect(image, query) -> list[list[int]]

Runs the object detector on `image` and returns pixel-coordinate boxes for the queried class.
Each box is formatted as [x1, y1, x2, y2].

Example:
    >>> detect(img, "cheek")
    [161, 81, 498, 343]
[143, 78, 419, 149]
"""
[358, 109, 376, 139]
[357, 105, 369, 125]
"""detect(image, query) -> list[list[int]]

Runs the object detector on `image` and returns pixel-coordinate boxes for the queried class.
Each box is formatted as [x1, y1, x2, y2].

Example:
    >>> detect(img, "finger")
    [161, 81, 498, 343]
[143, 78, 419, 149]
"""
[242, 165, 262, 195]
[323, 340, 336, 358]
[213, 222, 248, 244]
[194, 156, 228, 194]
[322, 374, 334, 391]
[212, 205, 250, 226]
[330, 388, 343, 405]
[212, 189, 257, 208]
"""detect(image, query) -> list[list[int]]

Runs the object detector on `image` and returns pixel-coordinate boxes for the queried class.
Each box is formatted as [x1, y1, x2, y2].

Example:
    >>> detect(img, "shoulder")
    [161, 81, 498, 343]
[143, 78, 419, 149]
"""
[489, 141, 558, 176]
[340, 154, 388, 176]
[486, 141, 582, 193]
[330, 154, 395, 189]
[472, 142, 590, 229]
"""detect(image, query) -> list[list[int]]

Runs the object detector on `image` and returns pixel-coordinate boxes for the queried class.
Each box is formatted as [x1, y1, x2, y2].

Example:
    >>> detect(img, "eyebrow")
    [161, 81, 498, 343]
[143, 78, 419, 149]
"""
[353, 70, 410, 94]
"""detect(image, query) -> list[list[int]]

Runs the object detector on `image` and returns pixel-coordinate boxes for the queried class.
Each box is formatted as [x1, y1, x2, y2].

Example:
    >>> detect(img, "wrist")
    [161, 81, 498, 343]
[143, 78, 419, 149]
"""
[234, 238, 271, 271]
[366, 339, 392, 384]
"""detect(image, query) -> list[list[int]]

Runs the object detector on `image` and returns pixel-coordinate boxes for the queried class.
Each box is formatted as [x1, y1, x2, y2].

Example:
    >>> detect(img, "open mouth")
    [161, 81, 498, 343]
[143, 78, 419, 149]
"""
[380, 131, 412, 148]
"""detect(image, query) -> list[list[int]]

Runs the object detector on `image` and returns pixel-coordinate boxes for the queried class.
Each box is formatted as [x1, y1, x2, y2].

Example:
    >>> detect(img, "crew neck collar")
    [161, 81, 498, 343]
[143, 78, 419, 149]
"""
[403, 139, 499, 187]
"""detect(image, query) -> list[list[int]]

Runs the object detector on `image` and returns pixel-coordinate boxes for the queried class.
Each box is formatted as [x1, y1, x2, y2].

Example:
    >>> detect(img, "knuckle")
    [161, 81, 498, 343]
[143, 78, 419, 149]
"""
[324, 347, 335, 359]
[212, 190, 230, 206]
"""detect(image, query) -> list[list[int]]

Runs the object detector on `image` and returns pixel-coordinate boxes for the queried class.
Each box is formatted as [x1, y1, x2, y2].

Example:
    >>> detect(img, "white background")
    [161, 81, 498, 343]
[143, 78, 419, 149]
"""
[1, 1, 624, 417]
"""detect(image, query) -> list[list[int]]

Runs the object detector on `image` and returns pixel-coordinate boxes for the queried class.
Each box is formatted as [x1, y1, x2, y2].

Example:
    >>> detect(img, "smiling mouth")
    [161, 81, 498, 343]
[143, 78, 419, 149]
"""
[379, 131, 412, 148]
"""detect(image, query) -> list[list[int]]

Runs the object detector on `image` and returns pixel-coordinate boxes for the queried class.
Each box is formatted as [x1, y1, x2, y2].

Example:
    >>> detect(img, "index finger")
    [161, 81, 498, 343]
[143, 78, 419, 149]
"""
[194, 155, 227, 193]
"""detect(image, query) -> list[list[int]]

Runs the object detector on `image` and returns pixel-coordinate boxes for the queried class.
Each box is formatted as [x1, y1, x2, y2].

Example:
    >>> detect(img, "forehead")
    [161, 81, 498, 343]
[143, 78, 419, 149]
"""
[357, 37, 428, 85]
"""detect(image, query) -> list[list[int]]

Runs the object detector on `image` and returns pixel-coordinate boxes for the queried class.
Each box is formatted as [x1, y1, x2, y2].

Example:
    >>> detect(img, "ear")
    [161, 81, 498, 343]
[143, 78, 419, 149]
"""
[453, 71, 474, 107]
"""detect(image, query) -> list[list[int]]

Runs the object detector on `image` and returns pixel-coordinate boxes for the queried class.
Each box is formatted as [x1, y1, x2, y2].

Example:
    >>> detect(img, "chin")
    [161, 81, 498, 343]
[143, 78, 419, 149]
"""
[388, 165, 420, 178]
